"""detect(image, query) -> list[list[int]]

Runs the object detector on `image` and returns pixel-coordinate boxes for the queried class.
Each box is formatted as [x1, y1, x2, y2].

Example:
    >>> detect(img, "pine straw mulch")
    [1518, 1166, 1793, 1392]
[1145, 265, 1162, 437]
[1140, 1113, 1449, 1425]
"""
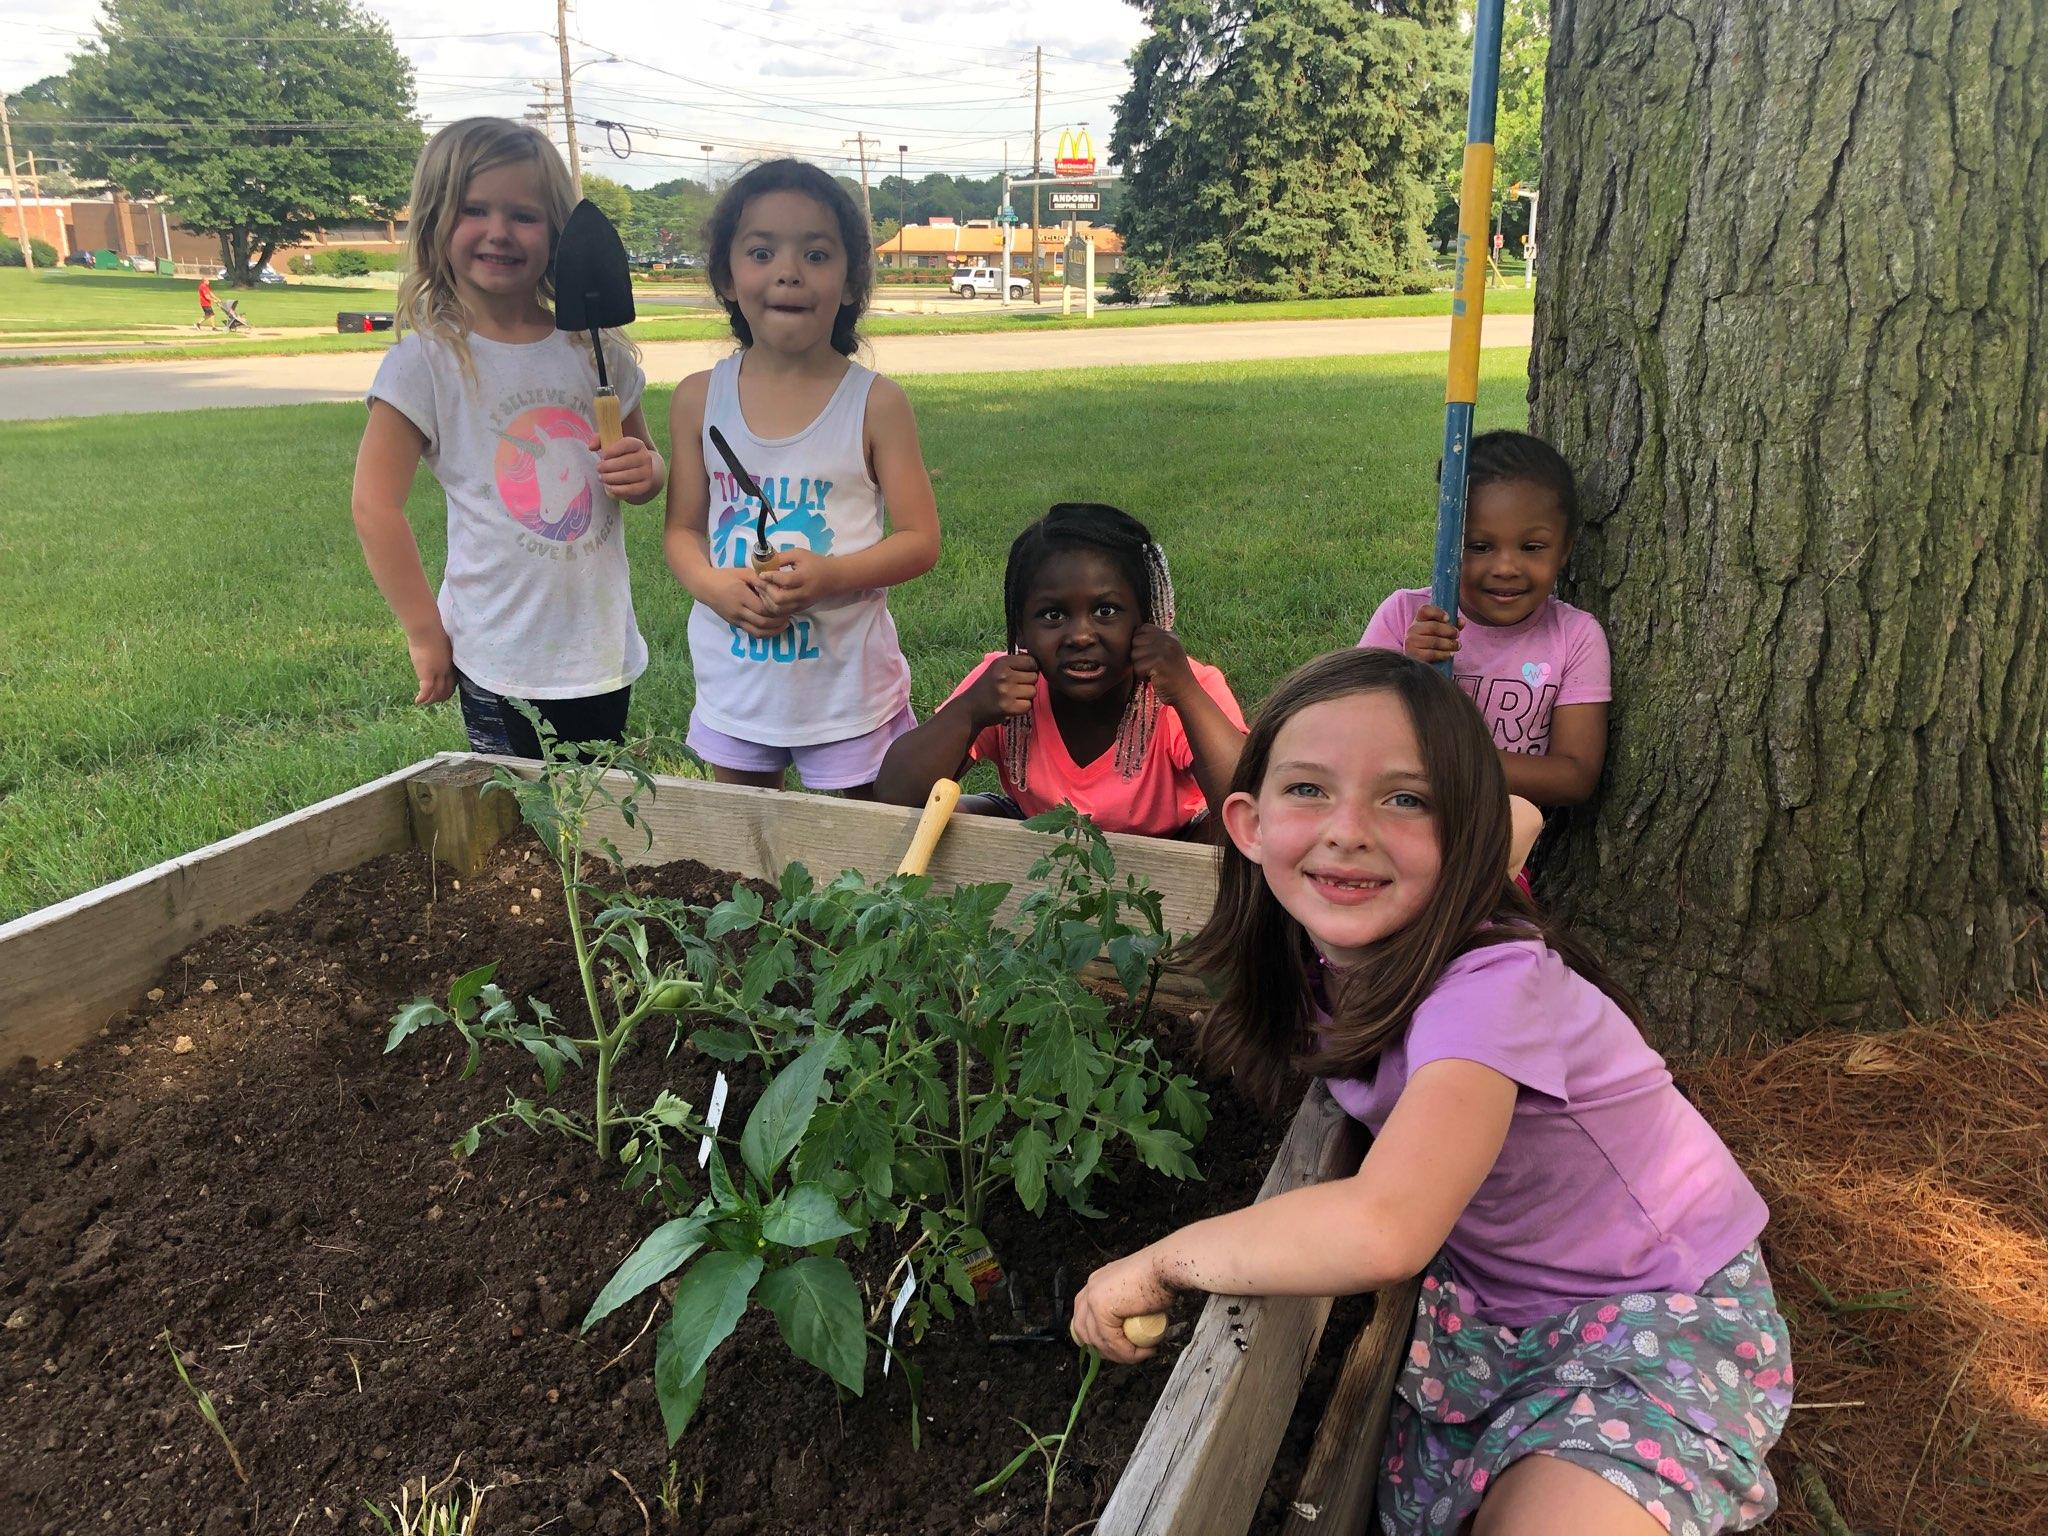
[1678, 1005, 2048, 1536]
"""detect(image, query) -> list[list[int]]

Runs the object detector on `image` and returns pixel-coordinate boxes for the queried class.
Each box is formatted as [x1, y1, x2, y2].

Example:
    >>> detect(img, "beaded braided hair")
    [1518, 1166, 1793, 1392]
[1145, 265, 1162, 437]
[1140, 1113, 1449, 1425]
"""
[999, 503, 1178, 791]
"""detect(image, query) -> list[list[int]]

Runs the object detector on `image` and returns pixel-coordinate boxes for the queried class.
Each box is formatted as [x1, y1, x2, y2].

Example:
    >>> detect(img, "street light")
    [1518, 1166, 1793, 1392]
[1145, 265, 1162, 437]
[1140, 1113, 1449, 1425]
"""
[896, 143, 907, 271]
[700, 144, 714, 191]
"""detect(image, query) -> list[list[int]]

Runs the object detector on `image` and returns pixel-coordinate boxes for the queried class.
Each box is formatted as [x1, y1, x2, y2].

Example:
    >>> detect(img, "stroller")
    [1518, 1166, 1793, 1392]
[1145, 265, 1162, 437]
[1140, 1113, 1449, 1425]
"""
[219, 297, 250, 332]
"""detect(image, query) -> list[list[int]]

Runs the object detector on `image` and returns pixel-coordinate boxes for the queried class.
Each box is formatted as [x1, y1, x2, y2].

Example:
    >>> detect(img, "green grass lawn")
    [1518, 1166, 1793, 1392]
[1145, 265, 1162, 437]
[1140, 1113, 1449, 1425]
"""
[0, 266, 400, 334]
[0, 285, 1537, 366]
[0, 349, 1529, 921]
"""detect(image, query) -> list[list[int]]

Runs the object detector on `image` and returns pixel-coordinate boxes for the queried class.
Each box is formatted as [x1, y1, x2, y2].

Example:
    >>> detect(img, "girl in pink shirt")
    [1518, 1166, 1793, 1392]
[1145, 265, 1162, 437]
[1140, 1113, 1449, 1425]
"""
[1360, 430, 1610, 807]
[875, 503, 1247, 838]
[1071, 648, 1788, 1536]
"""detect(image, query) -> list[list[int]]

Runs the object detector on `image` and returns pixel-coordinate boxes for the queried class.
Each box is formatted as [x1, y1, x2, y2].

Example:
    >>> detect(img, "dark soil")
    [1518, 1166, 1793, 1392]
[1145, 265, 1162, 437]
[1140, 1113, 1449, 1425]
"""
[0, 832, 1288, 1535]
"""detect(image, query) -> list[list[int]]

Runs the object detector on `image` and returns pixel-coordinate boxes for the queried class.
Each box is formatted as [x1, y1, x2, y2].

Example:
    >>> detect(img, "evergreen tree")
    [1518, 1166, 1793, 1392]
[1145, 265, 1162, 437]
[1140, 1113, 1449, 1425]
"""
[1111, 0, 1464, 301]
[61, 0, 419, 284]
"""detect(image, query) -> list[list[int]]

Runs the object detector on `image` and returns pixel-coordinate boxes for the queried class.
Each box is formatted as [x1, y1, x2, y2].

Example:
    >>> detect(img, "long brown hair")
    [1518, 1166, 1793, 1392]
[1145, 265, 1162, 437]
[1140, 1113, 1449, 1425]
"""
[1187, 648, 1639, 1110]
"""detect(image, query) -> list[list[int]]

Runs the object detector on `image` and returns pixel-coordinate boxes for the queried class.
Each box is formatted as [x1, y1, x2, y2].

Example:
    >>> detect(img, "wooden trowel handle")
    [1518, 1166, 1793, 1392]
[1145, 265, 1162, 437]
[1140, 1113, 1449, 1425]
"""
[593, 389, 622, 449]
[896, 779, 961, 877]
[750, 545, 781, 575]
[1122, 1313, 1167, 1348]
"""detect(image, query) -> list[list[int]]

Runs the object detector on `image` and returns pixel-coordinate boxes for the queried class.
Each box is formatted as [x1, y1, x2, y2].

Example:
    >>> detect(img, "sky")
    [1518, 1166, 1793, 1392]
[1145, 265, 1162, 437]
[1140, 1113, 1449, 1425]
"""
[0, 0, 1147, 190]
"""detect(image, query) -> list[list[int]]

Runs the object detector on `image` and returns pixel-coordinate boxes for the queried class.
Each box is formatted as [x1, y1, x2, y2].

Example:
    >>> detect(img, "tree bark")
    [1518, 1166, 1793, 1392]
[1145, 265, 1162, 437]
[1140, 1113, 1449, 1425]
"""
[1531, 0, 2048, 1051]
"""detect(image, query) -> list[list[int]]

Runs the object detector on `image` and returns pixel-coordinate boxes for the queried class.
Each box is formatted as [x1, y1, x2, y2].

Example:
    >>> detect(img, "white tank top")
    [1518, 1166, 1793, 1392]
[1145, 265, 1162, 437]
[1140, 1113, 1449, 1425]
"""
[686, 353, 912, 746]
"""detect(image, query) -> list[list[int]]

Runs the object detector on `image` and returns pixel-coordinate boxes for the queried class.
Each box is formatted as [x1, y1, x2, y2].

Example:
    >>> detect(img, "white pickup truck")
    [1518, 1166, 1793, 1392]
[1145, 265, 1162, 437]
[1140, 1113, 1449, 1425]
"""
[949, 264, 1029, 300]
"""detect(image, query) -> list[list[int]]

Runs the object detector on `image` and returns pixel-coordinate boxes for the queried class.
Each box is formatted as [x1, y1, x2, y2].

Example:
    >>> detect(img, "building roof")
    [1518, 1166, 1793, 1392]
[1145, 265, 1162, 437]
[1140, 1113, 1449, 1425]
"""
[875, 220, 1123, 259]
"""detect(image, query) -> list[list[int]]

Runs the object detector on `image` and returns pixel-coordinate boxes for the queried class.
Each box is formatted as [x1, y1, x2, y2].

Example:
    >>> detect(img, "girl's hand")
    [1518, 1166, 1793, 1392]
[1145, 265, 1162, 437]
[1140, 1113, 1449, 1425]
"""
[704, 568, 787, 639]
[966, 652, 1039, 729]
[1404, 604, 1463, 664]
[407, 626, 456, 706]
[596, 436, 660, 502]
[1130, 623, 1198, 705]
[757, 548, 842, 616]
[1070, 1247, 1176, 1366]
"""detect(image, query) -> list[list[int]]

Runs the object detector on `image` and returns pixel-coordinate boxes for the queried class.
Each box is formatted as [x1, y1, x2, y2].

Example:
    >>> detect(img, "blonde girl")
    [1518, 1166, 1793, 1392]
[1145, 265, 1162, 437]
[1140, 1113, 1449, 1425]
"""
[352, 117, 666, 757]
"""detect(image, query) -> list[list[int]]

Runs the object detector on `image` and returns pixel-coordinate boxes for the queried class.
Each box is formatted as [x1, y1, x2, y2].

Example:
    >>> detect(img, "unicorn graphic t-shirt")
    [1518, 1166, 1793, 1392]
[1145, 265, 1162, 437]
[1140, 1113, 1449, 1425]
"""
[367, 329, 648, 698]
[1359, 589, 1610, 754]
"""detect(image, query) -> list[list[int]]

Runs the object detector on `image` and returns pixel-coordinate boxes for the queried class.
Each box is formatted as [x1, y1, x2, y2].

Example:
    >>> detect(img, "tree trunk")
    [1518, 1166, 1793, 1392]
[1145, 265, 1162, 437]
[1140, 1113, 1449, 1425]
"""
[1530, 0, 2048, 1051]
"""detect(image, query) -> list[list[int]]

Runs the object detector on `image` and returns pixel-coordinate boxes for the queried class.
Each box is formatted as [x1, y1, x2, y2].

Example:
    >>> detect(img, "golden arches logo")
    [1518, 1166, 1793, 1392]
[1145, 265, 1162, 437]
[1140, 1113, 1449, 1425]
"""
[1054, 126, 1096, 176]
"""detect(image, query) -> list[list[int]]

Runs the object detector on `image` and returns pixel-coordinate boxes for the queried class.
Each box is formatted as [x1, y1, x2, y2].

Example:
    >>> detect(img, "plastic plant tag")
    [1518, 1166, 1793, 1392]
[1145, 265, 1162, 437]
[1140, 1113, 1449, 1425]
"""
[698, 1071, 729, 1168]
[882, 1270, 917, 1377]
[960, 1242, 1004, 1302]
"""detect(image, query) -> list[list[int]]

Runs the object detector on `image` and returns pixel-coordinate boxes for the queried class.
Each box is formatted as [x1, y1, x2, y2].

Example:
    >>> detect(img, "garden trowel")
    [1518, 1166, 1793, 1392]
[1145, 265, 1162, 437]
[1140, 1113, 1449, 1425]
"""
[552, 199, 635, 449]
[706, 424, 782, 578]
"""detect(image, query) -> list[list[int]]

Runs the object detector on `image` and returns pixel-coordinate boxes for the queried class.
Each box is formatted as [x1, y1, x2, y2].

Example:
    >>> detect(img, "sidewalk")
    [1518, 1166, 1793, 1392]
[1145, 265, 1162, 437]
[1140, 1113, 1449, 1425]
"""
[0, 313, 1533, 421]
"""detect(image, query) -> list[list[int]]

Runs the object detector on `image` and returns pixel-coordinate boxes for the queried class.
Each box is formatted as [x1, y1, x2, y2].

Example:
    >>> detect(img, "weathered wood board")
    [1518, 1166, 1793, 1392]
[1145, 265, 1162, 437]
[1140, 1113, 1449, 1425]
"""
[1098, 1081, 1371, 1536]
[0, 761, 421, 1064]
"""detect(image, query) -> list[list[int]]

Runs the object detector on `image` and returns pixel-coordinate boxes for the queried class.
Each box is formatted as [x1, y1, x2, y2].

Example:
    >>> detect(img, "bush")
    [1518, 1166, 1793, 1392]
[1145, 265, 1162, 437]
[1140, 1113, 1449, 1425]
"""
[0, 237, 61, 268]
[311, 249, 372, 278]
[287, 253, 316, 275]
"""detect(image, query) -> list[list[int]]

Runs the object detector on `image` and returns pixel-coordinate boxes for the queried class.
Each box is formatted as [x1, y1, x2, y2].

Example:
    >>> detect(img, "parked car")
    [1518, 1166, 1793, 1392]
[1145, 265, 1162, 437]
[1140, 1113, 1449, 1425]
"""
[949, 264, 1028, 300]
[217, 264, 288, 285]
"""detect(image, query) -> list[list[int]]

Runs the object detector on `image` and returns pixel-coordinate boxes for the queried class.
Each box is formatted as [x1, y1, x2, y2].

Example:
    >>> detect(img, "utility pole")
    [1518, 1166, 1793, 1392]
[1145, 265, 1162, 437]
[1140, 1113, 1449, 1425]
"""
[0, 94, 34, 271]
[531, 80, 554, 144]
[1029, 47, 1043, 304]
[844, 133, 875, 234]
[554, 0, 581, 195]
[699, 144, 713, 190]
[895, 143, 907, 270]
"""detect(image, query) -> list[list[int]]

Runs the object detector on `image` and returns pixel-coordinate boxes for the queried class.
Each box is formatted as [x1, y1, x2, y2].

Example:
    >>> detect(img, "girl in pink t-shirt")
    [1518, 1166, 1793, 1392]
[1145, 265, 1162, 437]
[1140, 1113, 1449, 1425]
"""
[875, 503, 1247, 838]
[1070, 649, 1788, 1536]
[1360, 430, 1610, 807]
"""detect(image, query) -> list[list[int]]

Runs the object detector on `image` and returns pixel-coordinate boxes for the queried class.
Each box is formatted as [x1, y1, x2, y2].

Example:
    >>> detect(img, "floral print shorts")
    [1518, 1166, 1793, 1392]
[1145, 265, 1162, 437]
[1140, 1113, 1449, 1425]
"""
[1378, 1246, 1792, 1535]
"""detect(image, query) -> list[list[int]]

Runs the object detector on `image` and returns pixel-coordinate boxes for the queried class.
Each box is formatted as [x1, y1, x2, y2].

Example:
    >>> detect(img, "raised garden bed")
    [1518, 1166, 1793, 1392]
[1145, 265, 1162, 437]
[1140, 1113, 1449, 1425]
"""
[0, 756, 1382, 1535]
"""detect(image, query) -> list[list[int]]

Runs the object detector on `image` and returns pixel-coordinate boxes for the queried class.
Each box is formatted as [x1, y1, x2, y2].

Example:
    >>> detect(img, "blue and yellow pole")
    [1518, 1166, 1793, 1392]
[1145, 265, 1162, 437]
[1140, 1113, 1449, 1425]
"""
[1430, 0, 1507, 674]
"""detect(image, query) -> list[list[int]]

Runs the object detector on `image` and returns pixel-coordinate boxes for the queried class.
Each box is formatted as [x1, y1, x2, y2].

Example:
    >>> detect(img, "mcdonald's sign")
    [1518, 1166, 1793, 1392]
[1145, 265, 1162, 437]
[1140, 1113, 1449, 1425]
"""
[1054, 126, 1096, 177]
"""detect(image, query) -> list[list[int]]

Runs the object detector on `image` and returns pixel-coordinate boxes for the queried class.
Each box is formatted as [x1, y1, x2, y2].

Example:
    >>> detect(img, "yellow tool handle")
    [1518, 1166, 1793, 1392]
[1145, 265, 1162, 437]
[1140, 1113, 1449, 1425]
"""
[1122, 1313, 1167, 1347]
[750, 545, 781, 575]
[896, 778, 962, 877]
[593, 388, 622, 449]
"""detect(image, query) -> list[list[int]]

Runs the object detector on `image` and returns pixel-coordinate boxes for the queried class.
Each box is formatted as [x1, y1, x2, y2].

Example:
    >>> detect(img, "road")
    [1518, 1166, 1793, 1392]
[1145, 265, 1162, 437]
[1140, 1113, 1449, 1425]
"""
[0, 313, 1533, 421]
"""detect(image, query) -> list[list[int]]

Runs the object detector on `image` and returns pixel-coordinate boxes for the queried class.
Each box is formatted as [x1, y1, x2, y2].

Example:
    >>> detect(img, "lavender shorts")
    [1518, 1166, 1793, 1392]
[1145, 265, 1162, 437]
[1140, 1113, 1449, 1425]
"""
[686, 704, 915, 791]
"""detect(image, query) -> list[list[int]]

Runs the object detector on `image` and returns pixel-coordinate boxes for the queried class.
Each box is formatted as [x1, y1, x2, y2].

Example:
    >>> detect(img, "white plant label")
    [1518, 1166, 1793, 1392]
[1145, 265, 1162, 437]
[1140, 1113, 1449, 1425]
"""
[698, 1071, 729, 1168]
[883, 1271, 917, 1376]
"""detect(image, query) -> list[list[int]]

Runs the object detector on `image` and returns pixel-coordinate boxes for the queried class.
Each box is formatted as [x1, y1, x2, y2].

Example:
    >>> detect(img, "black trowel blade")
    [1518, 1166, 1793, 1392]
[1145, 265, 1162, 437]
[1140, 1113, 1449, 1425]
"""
[552, 200, 636, 333]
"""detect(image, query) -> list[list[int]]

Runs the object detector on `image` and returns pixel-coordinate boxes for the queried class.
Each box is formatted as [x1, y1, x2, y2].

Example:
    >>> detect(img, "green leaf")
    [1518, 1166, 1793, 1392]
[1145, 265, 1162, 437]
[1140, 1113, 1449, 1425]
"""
[757, 1257, 866, 1395]
[446, 961, 500, 1020]
[653, 1350, 707, 1445]
[691, 1027, 756, 1062]
[1010, 1124, 1051, 1213]
[1128, 1123, 1199, 1180]
[740, 1033, 837, 1187]
[964, 1094, 1006, 1142]
[582, 1214, 712, 1331]
[762, 1184, 858, 1248]
[1068, 1127, 1102, 1189]
[384, 999, 444, 1053]
[655, 1250, 765, 1440]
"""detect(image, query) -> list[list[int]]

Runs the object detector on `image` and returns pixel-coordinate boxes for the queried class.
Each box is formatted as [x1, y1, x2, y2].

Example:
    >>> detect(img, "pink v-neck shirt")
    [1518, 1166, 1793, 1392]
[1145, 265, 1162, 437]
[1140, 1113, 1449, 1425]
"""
[1359, 589, 1609, 755]
[944, 651, 1247, 837]
[1325, 941, 1768, 1326]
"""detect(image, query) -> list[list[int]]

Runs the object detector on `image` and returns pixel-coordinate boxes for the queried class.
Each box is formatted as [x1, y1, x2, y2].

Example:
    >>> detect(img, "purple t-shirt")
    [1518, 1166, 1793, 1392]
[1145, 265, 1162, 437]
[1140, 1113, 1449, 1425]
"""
[1359, 589, 1610, 755]
[1324, 940, 1767, 1327]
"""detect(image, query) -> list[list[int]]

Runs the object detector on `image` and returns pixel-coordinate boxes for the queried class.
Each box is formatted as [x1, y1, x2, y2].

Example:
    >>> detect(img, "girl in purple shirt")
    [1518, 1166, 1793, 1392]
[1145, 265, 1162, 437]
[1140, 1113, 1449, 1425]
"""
[1070, 649, 1789, 1536]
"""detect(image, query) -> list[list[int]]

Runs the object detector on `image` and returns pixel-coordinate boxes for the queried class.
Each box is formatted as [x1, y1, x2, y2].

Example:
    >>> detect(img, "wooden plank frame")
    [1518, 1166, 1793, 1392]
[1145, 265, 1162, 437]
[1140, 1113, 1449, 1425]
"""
[0, 751, 1379, 1536]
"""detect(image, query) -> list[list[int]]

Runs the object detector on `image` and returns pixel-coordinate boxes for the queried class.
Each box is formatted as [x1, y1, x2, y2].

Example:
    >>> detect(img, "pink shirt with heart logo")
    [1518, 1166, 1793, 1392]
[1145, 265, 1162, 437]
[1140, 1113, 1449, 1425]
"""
[1359, 589, 1610, 755]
